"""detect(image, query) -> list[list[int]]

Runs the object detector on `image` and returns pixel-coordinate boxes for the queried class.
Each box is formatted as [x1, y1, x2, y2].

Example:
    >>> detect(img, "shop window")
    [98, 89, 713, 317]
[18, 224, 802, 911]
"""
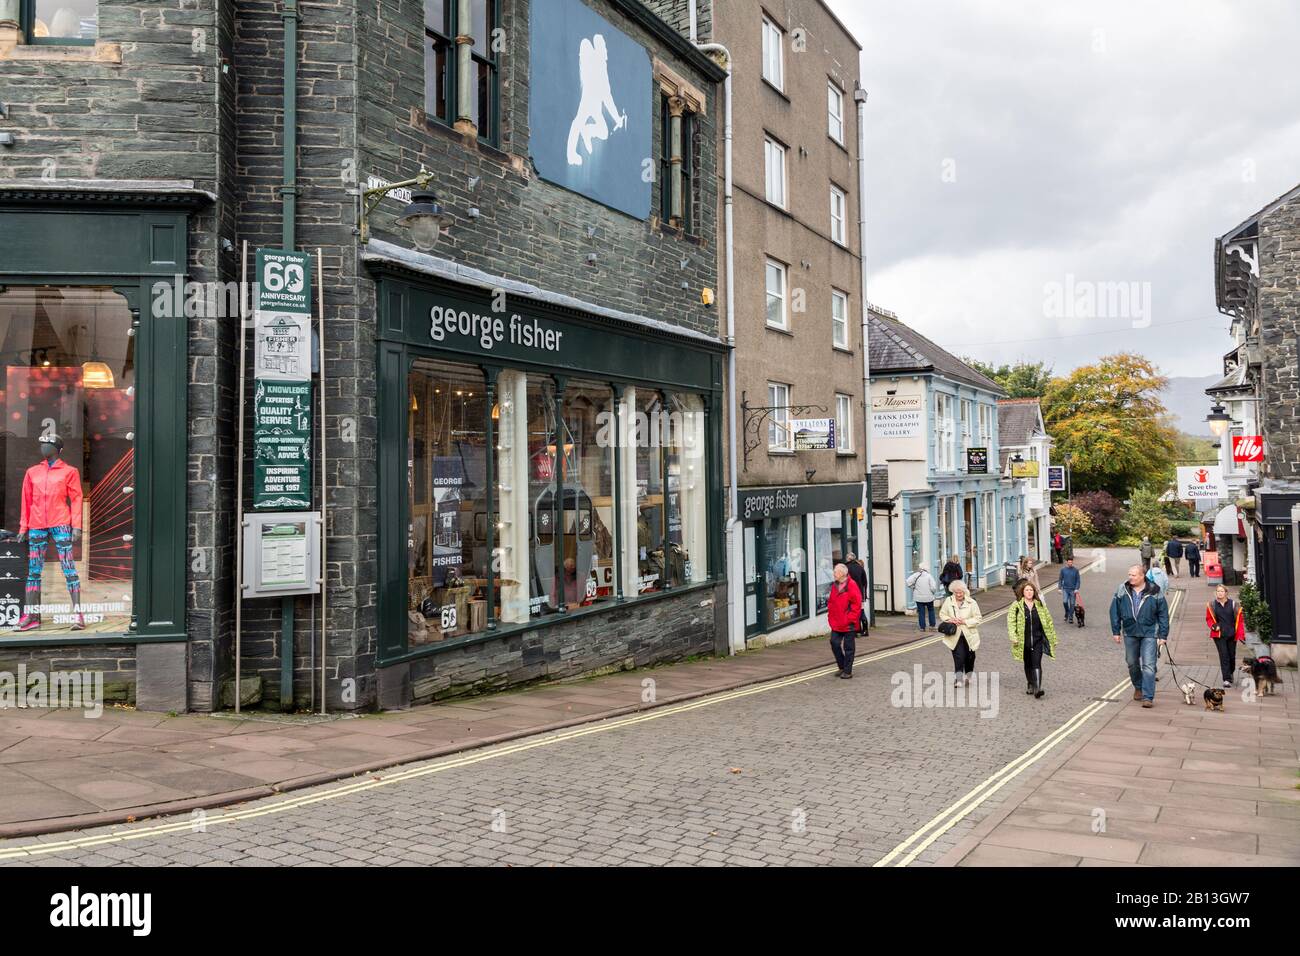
[909, 508, 925, 574]
[560, 380, 615, 608]
[814, 511, 845, 613]
[406, 360, 494, 644]
[523, 374, 561, 620]
[667, 393, 708, 584]
[424, 0, 499, 144]
[765, 515, 804, 626]
[0, 287, 133, 634]
[627, 387, 665, 595]
[23, 0, 98, 44]
[983, 491, 996, 567]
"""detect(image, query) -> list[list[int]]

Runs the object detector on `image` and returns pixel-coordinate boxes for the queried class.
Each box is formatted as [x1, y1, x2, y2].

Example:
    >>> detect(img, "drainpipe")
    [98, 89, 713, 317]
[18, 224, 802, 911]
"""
[454, 0, 476, 137]
[279, 0, 300, 710]
[696, 41, 739, 653]
[689, 0, 697, 42]
[855, 87, 875, 626]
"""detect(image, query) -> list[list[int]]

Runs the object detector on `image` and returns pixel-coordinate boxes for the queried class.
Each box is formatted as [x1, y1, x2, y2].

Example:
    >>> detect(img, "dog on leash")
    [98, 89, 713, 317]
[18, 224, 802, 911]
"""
[1074, 599, 1086, 628]
[1180, 681, 1196, 705]
[1203, 687, 1226, 712]
[1240, 656, 1283, 697]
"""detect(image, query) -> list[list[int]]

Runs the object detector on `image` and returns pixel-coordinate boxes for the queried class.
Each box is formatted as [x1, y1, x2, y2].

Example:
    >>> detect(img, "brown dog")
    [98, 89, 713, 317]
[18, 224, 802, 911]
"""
[1241, 656, 1283, 697]
[1203, 687, 1225, 712]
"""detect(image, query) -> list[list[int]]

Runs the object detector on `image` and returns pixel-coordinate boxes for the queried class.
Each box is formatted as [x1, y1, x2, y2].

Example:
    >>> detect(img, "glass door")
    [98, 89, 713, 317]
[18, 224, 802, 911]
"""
[743, 522, 761, 636]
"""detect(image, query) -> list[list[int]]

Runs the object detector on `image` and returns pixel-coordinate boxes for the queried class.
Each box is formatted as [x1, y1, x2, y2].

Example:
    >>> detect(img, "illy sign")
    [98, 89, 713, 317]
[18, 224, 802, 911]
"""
[1232, 435, 1264, 464]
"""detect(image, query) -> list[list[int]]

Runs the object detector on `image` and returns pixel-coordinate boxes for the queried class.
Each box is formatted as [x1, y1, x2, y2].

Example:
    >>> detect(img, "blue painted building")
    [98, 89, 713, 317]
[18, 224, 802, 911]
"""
[866, 308, 1028, 613]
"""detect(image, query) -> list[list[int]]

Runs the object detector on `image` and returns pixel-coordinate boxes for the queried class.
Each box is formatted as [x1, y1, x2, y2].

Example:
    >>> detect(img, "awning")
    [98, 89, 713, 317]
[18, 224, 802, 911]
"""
[1212, 504, 1245, 537]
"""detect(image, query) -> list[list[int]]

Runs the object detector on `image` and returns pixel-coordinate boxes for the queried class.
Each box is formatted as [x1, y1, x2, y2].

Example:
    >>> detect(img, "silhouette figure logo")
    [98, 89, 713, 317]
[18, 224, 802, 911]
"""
[566, 35, 628, 166]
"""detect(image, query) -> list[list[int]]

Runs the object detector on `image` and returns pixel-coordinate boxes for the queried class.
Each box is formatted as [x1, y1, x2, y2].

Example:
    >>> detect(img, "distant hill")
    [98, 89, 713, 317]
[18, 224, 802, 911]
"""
[1162, 375, 1221, 436]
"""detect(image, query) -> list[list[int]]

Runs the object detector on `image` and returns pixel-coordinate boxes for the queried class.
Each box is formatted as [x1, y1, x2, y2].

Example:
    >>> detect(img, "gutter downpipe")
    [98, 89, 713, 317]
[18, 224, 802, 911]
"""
[695, 41, 741, 653]
[855, 87, 875, 626]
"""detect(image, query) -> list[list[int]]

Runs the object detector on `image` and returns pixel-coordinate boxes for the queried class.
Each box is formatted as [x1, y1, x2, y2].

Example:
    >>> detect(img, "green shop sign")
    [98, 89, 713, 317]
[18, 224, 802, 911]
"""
[253, 248, 313, 509]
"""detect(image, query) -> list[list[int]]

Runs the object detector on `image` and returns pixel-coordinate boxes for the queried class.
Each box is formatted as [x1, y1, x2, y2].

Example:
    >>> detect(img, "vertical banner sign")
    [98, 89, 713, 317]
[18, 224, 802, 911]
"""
[253, 249, 313, 509]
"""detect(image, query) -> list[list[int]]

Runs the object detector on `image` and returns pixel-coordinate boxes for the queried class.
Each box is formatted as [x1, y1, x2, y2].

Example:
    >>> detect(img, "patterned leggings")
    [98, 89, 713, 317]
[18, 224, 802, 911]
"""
[27, 525, 80, 601]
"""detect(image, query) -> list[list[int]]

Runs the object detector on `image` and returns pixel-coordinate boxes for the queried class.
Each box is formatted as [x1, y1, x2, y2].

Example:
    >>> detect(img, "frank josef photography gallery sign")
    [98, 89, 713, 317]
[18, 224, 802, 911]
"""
[872, 394, 923, 440]
[253, 249, 313, 510]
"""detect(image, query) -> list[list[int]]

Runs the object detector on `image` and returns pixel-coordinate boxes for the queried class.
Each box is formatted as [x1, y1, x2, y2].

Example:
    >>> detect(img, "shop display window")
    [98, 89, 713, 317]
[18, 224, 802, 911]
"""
[667, 393, 708, 585]
[764, 514, 804, 627]
[814, 511, 845, 613]
[0, 287, 135, 636]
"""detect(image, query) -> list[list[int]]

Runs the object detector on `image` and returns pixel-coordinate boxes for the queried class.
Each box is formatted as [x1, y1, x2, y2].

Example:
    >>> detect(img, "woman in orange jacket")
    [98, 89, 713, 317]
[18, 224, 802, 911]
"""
[1206, 584, 1245, 689]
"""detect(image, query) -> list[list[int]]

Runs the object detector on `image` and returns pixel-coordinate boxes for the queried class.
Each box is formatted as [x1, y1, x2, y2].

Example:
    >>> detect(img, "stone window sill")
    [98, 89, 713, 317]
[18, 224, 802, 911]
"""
[0, 35, 122, 63]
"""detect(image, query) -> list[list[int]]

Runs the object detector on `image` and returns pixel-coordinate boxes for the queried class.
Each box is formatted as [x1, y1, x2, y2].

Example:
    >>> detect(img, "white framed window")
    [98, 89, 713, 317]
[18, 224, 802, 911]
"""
[828, 82, 845, 144]
[836, 393, 853, 452]
[1028, 445, 1041, 489]
[768, 382, 792, 450]
[831, 288, 849, 348]
[764, 136, 787, 208]
[765, 257, 788, 329]
[978, 403, 992, 448]
[983, 491, 995, 566]
[761, 16, 784, 91]
[830, 185, 847, 244]
[960, 399, 973, 453]
[937, 497, 952, 563]
[935, 392, 956, 472]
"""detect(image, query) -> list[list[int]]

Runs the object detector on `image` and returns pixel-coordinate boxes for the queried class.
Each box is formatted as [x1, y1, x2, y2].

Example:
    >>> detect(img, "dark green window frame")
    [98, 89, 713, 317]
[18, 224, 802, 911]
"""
[20, 0, 98, 46]
[0, 201, 193, 647]
[424, 0, 500, 147]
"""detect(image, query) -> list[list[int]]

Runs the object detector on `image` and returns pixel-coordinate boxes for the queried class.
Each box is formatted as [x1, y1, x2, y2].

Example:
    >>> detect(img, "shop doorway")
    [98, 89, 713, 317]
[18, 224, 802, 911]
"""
[742, 516, 807, 637]
[963, 497, 976, 585]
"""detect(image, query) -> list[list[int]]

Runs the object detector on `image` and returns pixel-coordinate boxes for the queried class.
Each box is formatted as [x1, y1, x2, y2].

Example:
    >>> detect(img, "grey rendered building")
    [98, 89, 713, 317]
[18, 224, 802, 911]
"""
[0, 0, 730, 710]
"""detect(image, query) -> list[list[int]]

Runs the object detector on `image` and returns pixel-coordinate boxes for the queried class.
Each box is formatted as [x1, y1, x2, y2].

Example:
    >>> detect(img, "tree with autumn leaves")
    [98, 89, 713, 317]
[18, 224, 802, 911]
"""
[1040, 353, 1178, 498]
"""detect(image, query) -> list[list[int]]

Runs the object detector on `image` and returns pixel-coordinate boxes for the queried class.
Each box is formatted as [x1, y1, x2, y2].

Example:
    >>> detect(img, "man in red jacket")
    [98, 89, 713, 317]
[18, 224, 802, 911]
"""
[827, 563, 863, 679]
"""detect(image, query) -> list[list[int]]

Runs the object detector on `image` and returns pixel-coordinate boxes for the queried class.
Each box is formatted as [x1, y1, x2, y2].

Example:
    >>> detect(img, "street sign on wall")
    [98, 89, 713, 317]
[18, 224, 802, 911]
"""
[253, 249, 313, 510]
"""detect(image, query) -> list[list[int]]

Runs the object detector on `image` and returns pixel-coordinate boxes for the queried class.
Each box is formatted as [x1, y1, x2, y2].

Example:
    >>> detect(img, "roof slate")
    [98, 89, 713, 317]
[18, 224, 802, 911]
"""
[868, 309, 1005, 394]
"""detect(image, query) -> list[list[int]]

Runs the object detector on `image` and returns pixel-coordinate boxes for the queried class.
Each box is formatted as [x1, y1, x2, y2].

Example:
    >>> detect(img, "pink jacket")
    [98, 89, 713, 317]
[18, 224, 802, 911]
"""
[20, 459, 83, 533]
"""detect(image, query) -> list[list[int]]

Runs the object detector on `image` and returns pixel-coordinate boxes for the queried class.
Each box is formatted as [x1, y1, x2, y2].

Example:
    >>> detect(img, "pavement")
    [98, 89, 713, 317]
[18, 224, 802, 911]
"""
[939, 569, 1300, 867]
[0, 564, 1039, 838]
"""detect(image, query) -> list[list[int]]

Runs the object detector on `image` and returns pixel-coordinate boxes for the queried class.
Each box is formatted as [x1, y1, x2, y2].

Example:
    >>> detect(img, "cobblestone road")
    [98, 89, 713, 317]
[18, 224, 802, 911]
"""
[0, 549, 1176, 866]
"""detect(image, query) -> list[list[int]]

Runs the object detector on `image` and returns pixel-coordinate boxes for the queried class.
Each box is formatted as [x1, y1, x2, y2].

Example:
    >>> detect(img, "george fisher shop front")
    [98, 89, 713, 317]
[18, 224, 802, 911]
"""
[365, 246, 728, 706]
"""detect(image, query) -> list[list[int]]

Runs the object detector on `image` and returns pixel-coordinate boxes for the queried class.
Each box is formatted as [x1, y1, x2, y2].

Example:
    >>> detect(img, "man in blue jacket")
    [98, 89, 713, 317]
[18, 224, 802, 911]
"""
[1058, 556, 1081, 623]
[1164, 537, 1184, 577]
[1109, 564, 1170, 708]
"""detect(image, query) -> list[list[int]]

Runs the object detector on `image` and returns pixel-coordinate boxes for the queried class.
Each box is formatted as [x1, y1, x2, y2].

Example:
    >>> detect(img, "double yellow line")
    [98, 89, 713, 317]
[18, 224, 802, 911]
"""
[875, 587, 1183, 867]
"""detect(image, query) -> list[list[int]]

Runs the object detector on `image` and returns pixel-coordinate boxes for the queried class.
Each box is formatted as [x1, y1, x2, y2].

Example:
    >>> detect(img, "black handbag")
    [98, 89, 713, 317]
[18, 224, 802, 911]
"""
[937, 621, 958, 636]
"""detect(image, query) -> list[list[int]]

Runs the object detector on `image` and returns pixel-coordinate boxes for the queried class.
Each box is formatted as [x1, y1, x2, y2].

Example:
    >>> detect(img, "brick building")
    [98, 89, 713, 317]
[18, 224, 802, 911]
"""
[1213, 182, 1300, 662]
[0, 0, 729, 710]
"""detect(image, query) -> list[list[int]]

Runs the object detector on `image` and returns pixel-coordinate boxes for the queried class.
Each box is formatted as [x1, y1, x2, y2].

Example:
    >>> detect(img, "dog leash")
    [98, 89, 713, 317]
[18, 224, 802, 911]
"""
[1158, 642, 1219, 694]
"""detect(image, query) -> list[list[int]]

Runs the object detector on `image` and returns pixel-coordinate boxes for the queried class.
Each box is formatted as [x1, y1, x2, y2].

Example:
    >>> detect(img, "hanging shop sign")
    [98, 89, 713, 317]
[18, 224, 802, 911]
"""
[791, 418, 835, 451]
[1011, 460, 1040, 479]
[529, 0, 653, 219]
[1177, 465, 1226, 501]
[1046, 465, 1066, 491]
[1232, 435, 1264, 464]
[253, 249, 313, 509]
[871, 394, 923, 440]
[965, 447, 988, 474]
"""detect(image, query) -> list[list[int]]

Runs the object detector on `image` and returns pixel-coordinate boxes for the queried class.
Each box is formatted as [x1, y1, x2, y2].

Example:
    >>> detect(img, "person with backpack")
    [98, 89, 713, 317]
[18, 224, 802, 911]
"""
[1139, 536, 1154, 570]
[1109, 564, 1171, 708]
[827, 563, 863, 679]
[1009, 581, 1058, 698]
[1185, 538, 1202, 578]
[906, 563, 939, 632]
[938, 578, 982, 687]
[1206, 584, 1245, 689]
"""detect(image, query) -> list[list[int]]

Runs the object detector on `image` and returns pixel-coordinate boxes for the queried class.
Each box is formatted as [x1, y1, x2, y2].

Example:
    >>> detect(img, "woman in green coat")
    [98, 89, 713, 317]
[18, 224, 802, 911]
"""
[1008, 582, 1058, 699]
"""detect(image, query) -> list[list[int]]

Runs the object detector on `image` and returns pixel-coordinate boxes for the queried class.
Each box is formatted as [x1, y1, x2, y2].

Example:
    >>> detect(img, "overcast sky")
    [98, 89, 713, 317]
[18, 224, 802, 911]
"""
[829, 0, 1300, 379]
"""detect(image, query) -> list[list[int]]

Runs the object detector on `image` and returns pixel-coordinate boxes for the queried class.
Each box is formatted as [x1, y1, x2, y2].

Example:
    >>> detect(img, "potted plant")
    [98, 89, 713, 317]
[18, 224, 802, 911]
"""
[1238, 581, 1273, 651]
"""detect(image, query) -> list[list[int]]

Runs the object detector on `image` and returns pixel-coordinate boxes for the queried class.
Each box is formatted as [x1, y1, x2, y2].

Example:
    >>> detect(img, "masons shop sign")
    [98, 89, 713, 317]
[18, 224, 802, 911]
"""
[1177, 465, 1226, 502]
[529, 0, 652, 219]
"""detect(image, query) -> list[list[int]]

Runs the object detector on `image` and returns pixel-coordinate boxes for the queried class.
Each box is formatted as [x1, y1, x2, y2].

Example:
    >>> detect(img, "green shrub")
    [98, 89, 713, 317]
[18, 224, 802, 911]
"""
[1239, 582, 1273, 644]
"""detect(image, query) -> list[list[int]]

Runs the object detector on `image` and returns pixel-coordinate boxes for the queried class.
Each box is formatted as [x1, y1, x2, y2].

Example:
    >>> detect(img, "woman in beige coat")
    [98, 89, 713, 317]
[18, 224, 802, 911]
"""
[938, 579, 982, 686]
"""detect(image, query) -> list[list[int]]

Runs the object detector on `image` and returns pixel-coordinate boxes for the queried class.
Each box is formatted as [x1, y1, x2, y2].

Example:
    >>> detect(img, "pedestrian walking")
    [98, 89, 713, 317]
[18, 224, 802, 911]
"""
[1206, 584, 1245, 689]
[1145, 563, 1168, 598]
[1058, 556, 1081, 623]
[1185, 538, 1202, 578]
[905, 563, 939, 632]
[1008, 582, 1058, 698]
[845, 552, 870, 634]
[1108, 564, 1170, 708]
[1051, 530, 1064, 565]
[939, 554, 964, 594]
[938, 578, 981, 686]
[1165, 537, 1183, 577]
[1017, 555, 1041, 596]
[827, 563, 862, 679]
[1139, 536, 1154, 570]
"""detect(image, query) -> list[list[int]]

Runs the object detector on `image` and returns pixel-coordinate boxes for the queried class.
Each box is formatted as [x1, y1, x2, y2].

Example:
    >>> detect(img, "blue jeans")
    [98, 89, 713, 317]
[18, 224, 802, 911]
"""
[916, 601, 935, 630]
[1124, 633, 1158, 701]
[1062, 590, 1077, 621]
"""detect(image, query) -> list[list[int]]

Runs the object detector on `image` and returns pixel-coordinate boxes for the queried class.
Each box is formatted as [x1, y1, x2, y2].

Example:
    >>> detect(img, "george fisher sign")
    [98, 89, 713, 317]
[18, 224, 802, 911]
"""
[253, 249, 313, 510]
